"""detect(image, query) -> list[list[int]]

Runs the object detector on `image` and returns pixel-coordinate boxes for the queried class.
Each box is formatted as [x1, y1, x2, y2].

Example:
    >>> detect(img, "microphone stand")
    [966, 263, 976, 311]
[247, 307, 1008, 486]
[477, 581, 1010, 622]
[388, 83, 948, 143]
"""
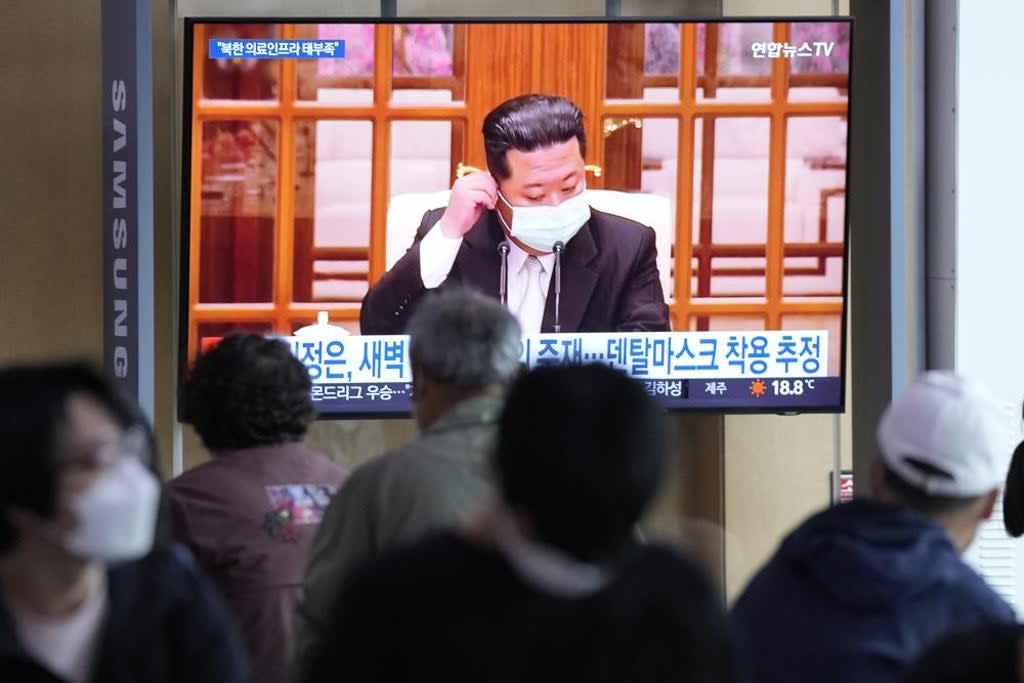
[498, 241, 510, 306]
[553, 241, 564, 333]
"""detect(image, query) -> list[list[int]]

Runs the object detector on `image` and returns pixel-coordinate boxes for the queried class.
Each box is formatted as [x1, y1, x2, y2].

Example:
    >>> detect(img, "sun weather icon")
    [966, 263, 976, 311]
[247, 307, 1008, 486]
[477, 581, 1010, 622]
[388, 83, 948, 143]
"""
[749, 380, 767, 397]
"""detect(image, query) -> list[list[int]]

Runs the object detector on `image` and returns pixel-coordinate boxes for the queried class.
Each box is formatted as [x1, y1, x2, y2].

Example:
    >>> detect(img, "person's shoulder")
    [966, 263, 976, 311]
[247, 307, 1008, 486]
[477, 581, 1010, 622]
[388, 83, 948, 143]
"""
[108, 546, 250, 680]
[337, 435, 490, 521]
[165, 457, 231, 498]
[167, 456, 220, 484]
[412, 418, 496, 458]
[335, 442, 430, 499]
[108, 545, 209, 605]
[728, 551, 786, 622]
[329, 452, 389, 503]
[617, 544, 727, 628]
[414, 207, 447, 237]
[948, 559, 1017, 621]
[394, 432, 493, 497]
[290, 443, 349, 481]
[367, 432, 478, 480]
[325, 533, 477, 644]
[588, 208, 654, 236]
[627, 543, 717, 589]
[133, 544, 202, 575]
[586, 208, 655, 255]
[346, 531, 476, 592]
[348, 441, 419, 480]
[376, 530, 472, 567]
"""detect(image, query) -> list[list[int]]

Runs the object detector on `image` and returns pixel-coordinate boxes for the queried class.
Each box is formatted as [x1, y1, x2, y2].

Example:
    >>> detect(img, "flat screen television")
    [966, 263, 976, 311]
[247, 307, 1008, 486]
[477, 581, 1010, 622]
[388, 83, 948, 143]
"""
[179, 16, 853, 417]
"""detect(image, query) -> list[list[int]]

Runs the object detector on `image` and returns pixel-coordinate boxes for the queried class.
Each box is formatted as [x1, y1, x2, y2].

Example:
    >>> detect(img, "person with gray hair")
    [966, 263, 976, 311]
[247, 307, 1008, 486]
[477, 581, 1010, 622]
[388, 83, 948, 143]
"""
[404, 285, 522, 430]
[291, 287, 521, 681]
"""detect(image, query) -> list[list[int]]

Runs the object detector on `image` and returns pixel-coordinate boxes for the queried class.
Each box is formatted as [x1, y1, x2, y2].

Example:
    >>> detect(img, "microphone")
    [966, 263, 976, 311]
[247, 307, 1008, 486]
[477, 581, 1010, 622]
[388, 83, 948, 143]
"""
[498, 241, 511, 307]
[553, 241, 564, 333]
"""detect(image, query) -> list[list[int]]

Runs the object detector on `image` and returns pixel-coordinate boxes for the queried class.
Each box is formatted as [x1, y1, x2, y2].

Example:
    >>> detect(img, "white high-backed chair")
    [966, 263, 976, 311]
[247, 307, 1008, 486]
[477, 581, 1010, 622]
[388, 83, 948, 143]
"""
[385, 189, 675, 302]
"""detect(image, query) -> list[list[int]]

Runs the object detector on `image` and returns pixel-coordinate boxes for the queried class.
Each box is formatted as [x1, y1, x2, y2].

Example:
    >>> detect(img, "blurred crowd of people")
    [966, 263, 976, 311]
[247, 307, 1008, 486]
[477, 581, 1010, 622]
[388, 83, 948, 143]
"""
[1, 287, 1023, 682]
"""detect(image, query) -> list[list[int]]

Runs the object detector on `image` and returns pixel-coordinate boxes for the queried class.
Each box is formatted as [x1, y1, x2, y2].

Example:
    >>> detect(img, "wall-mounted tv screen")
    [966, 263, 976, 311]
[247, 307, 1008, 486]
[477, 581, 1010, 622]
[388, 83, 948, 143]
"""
[180, 17, 852, 417]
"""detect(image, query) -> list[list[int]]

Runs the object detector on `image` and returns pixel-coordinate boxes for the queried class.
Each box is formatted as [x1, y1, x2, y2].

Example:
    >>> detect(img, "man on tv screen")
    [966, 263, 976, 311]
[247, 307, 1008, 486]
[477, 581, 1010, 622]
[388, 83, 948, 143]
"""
[360, 94, 670, 336]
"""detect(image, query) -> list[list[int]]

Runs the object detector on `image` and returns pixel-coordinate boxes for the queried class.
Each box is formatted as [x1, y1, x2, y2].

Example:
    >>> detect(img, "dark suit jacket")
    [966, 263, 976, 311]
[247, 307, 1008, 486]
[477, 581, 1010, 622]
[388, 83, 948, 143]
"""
[360, 207, 670, 334]
[0, 547, 250, 683]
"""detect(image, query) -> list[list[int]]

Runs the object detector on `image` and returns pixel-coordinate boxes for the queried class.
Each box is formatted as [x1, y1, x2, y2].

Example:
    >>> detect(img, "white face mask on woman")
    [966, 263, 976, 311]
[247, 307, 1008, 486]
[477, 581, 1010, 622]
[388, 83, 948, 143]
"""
[63, 430, 160, 564]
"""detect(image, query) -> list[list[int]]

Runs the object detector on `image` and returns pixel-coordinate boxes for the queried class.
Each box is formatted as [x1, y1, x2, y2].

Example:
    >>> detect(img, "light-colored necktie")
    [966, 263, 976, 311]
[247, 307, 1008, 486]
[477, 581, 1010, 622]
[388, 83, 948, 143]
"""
[516, 255, 546, 334]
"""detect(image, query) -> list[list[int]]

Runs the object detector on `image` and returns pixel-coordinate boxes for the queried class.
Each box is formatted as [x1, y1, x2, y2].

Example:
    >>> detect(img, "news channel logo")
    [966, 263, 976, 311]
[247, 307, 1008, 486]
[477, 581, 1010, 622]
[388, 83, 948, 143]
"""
[750, 41, 836, 59]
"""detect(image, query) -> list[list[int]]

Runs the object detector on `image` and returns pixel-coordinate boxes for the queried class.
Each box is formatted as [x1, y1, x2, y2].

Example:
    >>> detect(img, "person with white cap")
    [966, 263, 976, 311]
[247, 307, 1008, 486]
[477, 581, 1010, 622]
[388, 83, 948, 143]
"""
[731, 370, 1017, 683]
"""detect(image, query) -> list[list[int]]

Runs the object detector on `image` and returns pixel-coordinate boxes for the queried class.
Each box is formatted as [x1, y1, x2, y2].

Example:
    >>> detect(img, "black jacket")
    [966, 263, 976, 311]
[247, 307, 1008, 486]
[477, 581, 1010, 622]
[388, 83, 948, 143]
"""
[360, 207, 671, 334]
[306, 532, 736, 683]
[731, 500, 1015, 683]
[0, 545, 251, 683]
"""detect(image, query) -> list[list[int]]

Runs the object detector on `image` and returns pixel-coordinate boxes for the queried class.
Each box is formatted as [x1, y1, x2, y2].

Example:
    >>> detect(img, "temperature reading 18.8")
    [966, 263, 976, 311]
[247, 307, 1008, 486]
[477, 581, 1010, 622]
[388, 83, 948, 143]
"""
[771, 379, 815, 396]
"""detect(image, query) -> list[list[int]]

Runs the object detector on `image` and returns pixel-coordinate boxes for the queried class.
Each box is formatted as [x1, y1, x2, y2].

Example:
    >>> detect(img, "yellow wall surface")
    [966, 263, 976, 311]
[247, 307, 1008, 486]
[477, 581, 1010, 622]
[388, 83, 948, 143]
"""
[0, 2, 104, 365]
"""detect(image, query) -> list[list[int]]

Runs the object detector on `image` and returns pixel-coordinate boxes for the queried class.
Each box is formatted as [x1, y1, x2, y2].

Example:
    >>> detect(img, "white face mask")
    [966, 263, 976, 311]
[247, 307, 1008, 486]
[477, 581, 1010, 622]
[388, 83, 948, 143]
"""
[64, 454, 160, 564]
[499, 184, 591, 254]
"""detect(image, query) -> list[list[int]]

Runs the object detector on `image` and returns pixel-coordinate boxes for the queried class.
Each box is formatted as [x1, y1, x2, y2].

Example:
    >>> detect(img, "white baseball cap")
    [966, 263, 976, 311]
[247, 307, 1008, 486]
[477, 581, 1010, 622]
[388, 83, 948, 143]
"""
[877, 371, 1012, 498]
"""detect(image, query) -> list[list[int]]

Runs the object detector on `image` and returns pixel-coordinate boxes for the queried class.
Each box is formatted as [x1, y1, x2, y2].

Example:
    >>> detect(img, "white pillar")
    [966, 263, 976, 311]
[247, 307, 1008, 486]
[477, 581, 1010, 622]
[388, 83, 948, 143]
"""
[952, 0, 1024, 611]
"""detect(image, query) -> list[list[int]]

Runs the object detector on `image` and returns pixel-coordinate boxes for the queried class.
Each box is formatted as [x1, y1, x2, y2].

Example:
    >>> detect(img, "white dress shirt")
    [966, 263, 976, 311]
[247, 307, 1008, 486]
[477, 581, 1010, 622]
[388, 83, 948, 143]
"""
[419, 220, 555, 334]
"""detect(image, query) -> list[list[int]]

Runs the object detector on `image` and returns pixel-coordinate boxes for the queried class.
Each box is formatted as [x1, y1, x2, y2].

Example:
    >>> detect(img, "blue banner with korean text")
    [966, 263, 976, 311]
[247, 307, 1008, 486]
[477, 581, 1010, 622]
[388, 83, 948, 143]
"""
[259, 331, 834, 415]
[209, 39, 345, 59]
[281, 331, 827, 384]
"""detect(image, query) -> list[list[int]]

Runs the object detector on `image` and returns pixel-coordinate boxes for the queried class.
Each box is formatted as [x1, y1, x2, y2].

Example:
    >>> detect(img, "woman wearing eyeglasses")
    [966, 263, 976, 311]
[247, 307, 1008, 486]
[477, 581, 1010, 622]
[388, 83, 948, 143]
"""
[0, 363, 250, 683]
